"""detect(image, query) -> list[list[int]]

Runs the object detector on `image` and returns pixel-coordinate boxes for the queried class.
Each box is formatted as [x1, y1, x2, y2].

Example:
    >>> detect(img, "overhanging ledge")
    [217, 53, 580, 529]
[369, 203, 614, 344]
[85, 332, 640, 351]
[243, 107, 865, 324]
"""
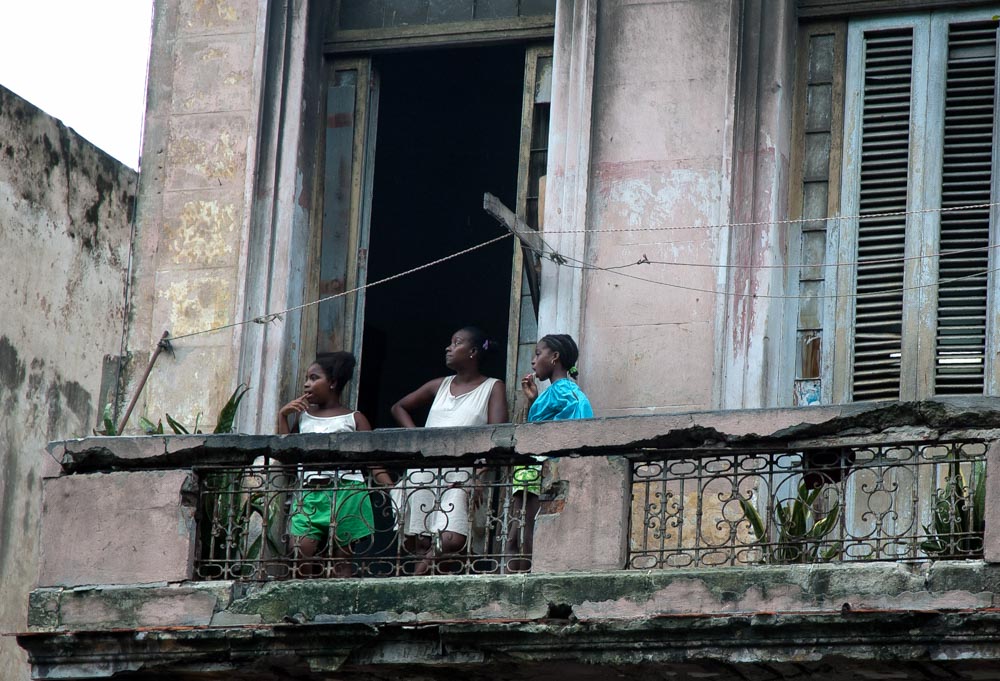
[20, 562, 1000, 678]
[18, 601, 1000, 680]
[47, 397, 1000, 473]
[26, 562, 1000, 633]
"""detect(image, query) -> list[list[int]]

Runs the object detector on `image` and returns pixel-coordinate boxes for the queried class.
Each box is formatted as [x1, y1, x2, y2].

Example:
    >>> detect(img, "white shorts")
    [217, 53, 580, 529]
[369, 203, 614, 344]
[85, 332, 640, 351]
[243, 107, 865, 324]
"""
[392, 467, 473, 537]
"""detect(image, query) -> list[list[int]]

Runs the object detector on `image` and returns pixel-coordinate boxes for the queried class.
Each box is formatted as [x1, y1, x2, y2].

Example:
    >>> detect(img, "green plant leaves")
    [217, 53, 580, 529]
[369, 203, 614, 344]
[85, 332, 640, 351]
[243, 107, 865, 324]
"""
[165, 413, 189, 435]
[742, 481, 841, 564]
[139, 416, 164, 435]
[96, 403, 118, 436]
[809, 501, 839, 539]
[922, 457, 985, 558]
[100, 383, 250, 437]
[215, 383, 251, 434]
[740, 497, 766, 540]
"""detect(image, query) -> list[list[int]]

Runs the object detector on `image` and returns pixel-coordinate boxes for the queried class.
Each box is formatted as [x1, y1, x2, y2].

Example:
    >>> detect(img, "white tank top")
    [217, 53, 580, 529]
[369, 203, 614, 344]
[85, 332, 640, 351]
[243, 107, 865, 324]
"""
[424, 376, 499, 428]
[298, 411, 361, 482]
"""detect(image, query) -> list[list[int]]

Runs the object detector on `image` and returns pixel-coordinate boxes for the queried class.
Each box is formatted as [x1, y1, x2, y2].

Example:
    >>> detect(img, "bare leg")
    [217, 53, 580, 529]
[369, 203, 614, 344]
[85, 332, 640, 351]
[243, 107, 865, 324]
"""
[435, 531, 468, 574]
[404, 534, 433, 575]
[331, 544, 356, 578]
[402, 532, 467, 575]
[506, 491, 540, 573]
[291, 535, 324, 578]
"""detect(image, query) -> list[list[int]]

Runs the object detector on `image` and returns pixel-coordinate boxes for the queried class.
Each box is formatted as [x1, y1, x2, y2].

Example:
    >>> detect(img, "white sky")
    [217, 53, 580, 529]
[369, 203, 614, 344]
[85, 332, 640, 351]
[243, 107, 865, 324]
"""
[0, 0, 154, 169]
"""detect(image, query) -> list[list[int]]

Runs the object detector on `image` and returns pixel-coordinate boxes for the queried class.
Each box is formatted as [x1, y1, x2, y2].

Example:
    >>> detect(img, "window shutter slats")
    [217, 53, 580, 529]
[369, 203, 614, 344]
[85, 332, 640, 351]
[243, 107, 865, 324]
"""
[852, 28, 914, 401]
[934, 20, 997, 395]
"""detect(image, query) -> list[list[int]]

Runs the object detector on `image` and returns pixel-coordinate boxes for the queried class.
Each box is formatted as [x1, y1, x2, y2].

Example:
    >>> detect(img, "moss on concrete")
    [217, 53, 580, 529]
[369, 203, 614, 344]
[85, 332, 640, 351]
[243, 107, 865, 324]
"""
[30, 561, 998, 634]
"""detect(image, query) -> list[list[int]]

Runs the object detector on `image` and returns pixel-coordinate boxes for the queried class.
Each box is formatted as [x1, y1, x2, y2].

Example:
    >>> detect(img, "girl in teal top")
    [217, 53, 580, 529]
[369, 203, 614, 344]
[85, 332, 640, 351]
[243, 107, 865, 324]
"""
[522, 334, 594, 422]
[509, 334, 593, 570]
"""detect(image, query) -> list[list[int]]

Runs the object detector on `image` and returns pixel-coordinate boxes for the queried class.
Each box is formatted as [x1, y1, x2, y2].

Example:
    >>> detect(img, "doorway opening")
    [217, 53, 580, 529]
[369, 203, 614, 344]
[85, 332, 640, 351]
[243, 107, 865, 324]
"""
[358, 44, 525, 427]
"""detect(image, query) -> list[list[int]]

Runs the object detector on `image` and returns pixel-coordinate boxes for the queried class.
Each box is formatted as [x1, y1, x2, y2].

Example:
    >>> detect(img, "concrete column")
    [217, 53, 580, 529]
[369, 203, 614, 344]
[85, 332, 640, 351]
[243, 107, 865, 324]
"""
[123, 0, 269, 432]
[532, 456, 630, 572]
[716, 0, 797, 410]
[572, 0, 741, 416]
[237, 0, 328, 435]
[537, 0, 597, 344]
[983, 440, 1000, 563]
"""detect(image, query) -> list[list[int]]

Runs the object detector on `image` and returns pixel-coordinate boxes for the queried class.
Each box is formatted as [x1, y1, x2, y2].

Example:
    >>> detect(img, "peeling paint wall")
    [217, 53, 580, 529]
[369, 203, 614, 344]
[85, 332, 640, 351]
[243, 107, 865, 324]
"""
[0, 85, 136, 680]
[123, 0, 796, 430]
[717, 0, 796, 411]
[581, 0, 738, 415]
[124, 0, 265, 432]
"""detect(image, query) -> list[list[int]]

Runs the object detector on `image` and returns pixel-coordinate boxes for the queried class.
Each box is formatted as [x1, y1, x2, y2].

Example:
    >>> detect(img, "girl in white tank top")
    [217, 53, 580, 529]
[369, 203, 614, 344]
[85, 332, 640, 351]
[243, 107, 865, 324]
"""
[390, 327, 508, 575]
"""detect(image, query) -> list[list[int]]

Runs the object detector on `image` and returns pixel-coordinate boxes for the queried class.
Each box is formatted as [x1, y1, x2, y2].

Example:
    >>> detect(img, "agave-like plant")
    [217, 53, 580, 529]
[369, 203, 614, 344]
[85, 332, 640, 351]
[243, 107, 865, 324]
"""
[97, 403, 119, 436]
[198, 473, 285, 577]
[139, 382, 251, 435]
[740, 482, 841, 564]
[920, 458, 985, 558]
[99, 383, 251, 436]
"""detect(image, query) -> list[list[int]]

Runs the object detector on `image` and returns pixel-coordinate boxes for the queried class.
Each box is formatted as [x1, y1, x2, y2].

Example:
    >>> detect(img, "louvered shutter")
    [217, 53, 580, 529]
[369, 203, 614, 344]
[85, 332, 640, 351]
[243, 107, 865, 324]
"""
[933, 21, 997, 394]
[851, 28, 914, 401]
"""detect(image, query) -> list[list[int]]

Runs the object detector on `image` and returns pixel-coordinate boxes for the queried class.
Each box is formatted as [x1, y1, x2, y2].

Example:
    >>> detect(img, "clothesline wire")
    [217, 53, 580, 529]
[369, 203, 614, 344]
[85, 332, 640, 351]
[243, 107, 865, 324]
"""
[539, 200, 999, 235]
[523, 241, 998, 301]
[166, 233, 513, 342]
[607, 241, 999, 272]
[164, 199, 1000, 345]
[519, 201, 1000, 273]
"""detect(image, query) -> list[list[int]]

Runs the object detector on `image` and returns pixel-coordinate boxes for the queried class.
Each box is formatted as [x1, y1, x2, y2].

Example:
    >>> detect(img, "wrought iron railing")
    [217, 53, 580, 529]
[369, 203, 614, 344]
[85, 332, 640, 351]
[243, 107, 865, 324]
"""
[194, 458, 545, 579]
[628, 440, 988, 569]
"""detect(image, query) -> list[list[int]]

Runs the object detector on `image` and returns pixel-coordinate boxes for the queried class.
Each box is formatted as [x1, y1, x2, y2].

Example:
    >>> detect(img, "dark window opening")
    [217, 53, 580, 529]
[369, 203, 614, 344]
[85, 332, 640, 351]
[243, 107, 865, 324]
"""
[358, 44, 525, 427]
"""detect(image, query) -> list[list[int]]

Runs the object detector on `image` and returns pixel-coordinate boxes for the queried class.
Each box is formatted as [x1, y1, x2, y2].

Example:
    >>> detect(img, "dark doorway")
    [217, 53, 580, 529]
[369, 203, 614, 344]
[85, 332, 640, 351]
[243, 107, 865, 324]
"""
[358, 44, 525, 428]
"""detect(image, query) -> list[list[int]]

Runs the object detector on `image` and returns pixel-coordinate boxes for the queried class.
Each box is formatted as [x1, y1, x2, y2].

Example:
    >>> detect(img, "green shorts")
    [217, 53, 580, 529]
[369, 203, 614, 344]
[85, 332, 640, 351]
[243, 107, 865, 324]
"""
[289, 479, 374, 546]
[512, 465, 542, 495]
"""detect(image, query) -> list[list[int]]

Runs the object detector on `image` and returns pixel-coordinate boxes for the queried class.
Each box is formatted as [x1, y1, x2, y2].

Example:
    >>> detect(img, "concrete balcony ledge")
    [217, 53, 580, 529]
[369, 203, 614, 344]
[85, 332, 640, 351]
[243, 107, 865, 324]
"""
[26, 560, 1000, 633]
[24, 398, 1000, 678]
[46, 397, 1000, 473]
[20, 562, 1000, 679]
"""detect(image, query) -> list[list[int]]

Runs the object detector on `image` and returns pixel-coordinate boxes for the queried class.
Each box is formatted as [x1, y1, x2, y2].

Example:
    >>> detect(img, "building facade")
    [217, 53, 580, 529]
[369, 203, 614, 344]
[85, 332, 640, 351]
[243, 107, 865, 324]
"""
[0, 85, 137, 679]
[114, 0, 1000, 430]
[15, 0, 1000, 679]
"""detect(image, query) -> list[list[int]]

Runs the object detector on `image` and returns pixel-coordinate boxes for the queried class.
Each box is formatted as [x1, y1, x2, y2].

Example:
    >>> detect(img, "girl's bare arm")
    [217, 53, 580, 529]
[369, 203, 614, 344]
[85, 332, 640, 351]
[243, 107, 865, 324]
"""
[390, 378, 443, 428]
[487, 380, 509, 424]
[277, 395, 309, 434]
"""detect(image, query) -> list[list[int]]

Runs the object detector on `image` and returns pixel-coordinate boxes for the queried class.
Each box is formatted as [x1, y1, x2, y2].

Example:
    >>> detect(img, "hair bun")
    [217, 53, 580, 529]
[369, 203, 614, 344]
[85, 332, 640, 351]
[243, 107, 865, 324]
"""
[459, 326, 496, 368]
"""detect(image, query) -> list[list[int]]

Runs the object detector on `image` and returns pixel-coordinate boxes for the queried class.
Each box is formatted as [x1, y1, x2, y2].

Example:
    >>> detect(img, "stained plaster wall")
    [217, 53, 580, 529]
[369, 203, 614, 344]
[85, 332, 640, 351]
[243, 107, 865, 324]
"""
[574, 0, 794, 415]
[579, 0, 740, 416]
[0, 85, 137, 680]
[124, 0, 797, 432]
[123, 0, 267, 433]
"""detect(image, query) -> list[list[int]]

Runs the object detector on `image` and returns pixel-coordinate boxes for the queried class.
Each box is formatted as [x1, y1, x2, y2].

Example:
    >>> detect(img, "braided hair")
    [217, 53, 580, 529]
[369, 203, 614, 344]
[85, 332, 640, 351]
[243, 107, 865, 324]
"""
[538, 334, 581, 379]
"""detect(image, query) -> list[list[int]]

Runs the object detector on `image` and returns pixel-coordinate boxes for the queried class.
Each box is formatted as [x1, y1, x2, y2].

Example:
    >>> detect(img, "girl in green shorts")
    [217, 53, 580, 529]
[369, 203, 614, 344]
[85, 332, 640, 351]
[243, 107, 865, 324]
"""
[278, 352, 388, 577]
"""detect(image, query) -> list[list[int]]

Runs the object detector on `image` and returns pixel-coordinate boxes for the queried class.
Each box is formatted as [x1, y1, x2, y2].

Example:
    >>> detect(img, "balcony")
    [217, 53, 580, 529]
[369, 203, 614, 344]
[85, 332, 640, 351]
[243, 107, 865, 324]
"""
[19, 398, 1000, 680]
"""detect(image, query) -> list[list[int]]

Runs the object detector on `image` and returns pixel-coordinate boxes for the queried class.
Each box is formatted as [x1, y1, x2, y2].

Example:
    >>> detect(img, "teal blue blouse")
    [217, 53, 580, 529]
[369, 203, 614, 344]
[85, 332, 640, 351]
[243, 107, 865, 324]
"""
[527, 378, 593, 422]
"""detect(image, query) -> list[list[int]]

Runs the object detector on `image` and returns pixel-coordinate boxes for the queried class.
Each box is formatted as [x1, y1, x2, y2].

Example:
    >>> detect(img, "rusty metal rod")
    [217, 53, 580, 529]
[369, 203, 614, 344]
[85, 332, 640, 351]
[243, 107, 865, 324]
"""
[116, 330, 172, 434]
